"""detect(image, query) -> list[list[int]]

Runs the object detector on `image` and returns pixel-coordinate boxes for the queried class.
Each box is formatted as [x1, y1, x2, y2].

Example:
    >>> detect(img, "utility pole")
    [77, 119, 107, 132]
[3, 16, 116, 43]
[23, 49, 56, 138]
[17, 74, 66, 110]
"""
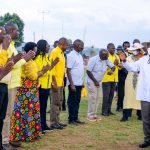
[83, 26, 87, 44]
[39, 11, 49, 38]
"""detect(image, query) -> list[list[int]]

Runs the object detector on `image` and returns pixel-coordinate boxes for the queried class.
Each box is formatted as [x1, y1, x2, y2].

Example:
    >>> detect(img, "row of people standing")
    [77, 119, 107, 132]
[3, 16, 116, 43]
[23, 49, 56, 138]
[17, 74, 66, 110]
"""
[0, 22, 86, 149]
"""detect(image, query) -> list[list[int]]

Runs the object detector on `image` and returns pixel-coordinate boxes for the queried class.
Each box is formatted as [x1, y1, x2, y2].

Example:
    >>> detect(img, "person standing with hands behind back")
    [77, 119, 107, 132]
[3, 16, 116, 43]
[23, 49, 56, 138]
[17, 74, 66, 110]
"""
[50, 38, 68, 130]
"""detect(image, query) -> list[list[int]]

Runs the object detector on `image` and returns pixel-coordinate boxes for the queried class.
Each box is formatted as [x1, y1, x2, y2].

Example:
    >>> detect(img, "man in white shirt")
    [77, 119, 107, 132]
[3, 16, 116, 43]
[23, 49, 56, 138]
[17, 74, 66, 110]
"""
[86, 49, 115, 121]
[119, 48, 150, 148]
[67, 39, 84, 125]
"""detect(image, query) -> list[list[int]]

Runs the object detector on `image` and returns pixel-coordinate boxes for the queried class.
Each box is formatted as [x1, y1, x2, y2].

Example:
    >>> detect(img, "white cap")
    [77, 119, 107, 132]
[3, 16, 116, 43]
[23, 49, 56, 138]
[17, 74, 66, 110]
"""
[127, 43, 144, 51]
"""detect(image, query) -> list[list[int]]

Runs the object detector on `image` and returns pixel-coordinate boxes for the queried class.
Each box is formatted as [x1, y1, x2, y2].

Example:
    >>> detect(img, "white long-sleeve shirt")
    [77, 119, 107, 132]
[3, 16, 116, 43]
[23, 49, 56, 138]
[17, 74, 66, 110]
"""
[123, 55, 150, 102]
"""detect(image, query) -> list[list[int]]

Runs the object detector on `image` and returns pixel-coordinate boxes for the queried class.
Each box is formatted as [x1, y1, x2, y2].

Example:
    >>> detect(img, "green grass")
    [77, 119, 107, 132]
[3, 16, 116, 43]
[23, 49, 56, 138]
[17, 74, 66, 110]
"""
[20, 95, 147, 150]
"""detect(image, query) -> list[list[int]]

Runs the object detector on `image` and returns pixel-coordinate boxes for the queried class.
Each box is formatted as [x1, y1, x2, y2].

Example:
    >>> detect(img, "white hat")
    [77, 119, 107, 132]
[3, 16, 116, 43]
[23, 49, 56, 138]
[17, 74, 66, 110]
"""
[127, 43, 144, 51]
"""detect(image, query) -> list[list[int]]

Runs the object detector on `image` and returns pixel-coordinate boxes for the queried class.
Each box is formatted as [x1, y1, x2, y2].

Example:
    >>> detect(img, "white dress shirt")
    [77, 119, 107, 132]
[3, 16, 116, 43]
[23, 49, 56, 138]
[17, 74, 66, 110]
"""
[86, 55, 114, 85]
[123, 55, 150, 102]
[67, 50, 84, 86]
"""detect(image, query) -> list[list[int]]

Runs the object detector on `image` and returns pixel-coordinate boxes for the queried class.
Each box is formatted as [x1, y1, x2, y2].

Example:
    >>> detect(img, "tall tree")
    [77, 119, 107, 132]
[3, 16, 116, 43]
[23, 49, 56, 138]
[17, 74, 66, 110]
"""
[0, 13, 24, 47]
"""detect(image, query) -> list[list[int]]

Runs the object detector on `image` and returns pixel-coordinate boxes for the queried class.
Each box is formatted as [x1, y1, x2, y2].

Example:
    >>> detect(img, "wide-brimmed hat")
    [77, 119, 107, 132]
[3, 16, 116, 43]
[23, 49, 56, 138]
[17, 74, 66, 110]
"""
[127, 43, 144, 51]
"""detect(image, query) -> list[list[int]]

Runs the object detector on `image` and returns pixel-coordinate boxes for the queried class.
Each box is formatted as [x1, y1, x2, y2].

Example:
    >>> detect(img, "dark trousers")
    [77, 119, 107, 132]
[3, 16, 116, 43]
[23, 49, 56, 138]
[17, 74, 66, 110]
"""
[62, 77, 66, 111]
[68, 86, 82, 122]
[117, 80, 126, 109]
[117, 69, 128, 109]
[0, 83, 8, 147]
[39, 87, 50, 130]
[102, 82, 116, 114]
[141, 101, 150, 143]
[122, 109, 142, 120]
[62, 88, 66, 111]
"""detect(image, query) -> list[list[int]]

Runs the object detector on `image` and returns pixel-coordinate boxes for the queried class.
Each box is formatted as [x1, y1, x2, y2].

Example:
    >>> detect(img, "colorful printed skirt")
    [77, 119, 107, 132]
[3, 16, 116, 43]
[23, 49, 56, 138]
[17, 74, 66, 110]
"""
[10, 78, 42, 142]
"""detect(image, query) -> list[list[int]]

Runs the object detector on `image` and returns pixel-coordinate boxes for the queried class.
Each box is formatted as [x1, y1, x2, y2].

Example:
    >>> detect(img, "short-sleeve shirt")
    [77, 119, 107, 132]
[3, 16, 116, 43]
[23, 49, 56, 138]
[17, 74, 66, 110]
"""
[49, 46, 65, 87]
[86, 55, 114, 84]
[102, 53, 120, 83]
[67, 50, 84, 86]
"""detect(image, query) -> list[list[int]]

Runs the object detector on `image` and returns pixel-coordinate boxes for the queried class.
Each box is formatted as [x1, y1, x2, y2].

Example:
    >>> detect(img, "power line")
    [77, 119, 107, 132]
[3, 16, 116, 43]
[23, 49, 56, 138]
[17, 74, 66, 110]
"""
[38, 10, 49, 38]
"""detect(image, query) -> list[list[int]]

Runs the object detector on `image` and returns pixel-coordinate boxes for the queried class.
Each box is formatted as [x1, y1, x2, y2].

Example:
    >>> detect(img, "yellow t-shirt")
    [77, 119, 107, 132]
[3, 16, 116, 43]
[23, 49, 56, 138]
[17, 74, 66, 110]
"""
[34, 54, 52, 89]
[7, 41, 26, 89]
[102, 53, 120, 83]
[49, 46, 65, 87]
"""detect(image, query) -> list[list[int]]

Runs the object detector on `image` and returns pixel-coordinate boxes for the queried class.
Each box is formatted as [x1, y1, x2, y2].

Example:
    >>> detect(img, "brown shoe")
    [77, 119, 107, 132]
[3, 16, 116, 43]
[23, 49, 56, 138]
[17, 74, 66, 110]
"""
[87, 116, 97, 122]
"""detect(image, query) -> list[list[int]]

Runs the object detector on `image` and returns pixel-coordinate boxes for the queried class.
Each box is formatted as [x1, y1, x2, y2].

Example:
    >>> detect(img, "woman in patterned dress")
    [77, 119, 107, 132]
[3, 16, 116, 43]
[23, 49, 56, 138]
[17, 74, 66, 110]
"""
[10, 42, 59, 142]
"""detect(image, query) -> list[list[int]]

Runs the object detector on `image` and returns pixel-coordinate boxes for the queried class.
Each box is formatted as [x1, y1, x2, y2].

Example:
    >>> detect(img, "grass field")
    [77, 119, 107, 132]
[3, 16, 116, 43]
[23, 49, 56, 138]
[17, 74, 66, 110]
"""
[19, 93, 149, 150]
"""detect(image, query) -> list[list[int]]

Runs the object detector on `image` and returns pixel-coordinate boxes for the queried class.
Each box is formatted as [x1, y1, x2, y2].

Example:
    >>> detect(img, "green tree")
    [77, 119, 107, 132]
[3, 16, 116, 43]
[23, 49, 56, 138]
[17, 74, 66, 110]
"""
[0, 13, 24, 47]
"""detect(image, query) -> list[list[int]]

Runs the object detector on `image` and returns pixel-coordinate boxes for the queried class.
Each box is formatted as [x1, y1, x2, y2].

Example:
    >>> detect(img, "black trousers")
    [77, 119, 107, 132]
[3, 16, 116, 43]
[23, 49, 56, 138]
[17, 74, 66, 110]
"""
[102, 82, 116, 114]
[141, 101, 150, 143]
[67, 86, 82, 122]
[39, 87, 50, 130]
[117, 69, 128, 109]
[117, 80, 126, 109]
[122, 109, 142, 119]
[62, 77, 67, 111]
[0, 83, 8, 147]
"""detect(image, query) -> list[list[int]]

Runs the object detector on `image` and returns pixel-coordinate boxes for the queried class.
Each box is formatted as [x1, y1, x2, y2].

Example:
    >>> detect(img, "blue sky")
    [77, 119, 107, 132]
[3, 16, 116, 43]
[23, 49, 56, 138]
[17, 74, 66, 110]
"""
[1, 0, 150, 47]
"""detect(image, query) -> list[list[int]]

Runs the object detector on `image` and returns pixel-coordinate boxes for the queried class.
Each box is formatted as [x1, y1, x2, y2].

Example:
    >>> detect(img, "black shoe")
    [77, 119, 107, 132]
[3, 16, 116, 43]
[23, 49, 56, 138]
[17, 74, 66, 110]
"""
[9, 141, 21, 147]
[109, 112, 115, 115]
[102, 113, 109, 116]
[138, 117, 142, 121]
[58, 122, 67, 127]
[120, 117, 128, 122]
[50, 123, 64, 130]
[139, 141, 150, 148]
[43, 126, 54, 132]
[62, 107, 66, 111]
[116, 107, 123, 112]
[75, 119, 85, 124]
[69, 121, 78, 126]
[42, 130, 46, 135]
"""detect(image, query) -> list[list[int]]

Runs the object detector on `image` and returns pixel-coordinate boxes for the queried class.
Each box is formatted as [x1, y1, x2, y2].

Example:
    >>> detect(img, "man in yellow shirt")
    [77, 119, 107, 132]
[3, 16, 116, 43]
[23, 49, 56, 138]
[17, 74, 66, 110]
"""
[50, 38, 68, 129]
[102, 43, 120, 116]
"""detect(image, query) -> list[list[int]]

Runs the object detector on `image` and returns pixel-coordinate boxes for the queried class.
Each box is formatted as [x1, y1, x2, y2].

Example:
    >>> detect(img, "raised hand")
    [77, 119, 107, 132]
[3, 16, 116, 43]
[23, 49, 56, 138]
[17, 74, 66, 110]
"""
[2, 34, 11, 50]
[0, 60, 14, 80]
[107, 70, 114, 75]
[23, 50, 35, 62]
[114, 58, 119, 66]
[118, 52, 126, 61]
